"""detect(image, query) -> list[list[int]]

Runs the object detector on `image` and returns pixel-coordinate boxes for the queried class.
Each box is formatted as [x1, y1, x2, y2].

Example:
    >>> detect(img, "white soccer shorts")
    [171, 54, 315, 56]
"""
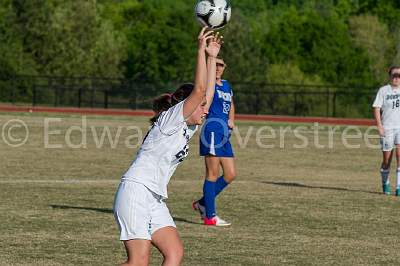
[113, 181, 176, 241]
[380, 128, 400, 151]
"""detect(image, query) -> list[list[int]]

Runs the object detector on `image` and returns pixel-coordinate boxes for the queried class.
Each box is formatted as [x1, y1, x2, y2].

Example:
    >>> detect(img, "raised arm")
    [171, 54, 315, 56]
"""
[204, 56, 217, 111]
[204, 39, 224, 111]
[183, 28, 219, 119]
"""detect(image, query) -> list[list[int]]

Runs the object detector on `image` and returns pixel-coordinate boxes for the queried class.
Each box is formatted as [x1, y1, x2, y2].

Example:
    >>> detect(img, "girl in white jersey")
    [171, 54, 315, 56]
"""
[113, 27, 221, 266]
[373, 66, 400, 196]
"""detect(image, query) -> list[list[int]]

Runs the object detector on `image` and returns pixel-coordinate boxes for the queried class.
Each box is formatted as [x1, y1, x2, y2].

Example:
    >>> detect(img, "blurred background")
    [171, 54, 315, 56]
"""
[1, 0, 400, 117]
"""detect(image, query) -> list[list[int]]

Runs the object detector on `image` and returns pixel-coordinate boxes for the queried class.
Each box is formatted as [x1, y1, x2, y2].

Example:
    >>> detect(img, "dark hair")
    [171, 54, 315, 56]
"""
[171, 83, 194, 105]
[150, 83, 194, 123]
[150, 93, 172, 123]
[388, 66, 400, 75]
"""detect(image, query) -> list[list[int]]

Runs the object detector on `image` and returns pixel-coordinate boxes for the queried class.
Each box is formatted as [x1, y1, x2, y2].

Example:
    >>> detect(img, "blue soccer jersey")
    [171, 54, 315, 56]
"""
[199, 80, 234, 157]
[204, 80, 233, 134]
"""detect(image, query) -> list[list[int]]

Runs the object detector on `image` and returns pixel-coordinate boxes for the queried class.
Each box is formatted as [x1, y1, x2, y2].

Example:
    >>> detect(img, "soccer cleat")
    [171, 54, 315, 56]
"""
[192, 201, 205, 219]
[383, 183, 391, 195]
[204, 215, 231, 226]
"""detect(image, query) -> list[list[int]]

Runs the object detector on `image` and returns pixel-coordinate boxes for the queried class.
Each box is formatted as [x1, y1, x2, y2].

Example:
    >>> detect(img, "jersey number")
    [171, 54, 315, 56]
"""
[393, 99, 400, 109]
[223, 102, 230, 114]
[175, 145, 189, 162]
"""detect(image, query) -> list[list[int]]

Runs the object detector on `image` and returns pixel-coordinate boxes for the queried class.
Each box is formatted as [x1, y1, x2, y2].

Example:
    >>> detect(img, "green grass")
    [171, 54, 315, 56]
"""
[0, 112, 399, 265]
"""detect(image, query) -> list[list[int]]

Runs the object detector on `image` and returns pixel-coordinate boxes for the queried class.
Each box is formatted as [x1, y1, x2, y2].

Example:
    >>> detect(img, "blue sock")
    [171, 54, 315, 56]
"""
[199, 176, 229, 206]
[215, 175, 229, 195]
[203, 179, 216, 219]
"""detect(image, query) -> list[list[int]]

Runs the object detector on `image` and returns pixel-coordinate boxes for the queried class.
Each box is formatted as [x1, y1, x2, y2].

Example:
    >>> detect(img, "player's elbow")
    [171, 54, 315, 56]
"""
[198, 82, 207, 93]
[193, 84, 206, 99]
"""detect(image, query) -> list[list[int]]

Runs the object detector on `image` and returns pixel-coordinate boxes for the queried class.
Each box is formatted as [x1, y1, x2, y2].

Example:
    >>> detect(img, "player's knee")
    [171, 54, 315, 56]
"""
[122, 256, 148, 266]
[224, 170, 236, 183]
[126, 254, 149, 266]
[225, 174, 235, 183]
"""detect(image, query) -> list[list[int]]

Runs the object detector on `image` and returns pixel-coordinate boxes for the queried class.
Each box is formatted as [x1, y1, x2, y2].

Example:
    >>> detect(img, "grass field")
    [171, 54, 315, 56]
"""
[1, 112, 400, 265]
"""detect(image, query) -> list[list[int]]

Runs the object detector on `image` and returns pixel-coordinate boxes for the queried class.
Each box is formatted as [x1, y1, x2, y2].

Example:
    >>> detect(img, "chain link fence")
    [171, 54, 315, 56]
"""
[0, 75, 377, 118]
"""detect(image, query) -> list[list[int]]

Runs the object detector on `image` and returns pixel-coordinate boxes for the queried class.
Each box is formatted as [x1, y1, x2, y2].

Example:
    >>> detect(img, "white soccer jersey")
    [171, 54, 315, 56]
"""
[122, 100, 197, 198]
[373, 85, 400, 129]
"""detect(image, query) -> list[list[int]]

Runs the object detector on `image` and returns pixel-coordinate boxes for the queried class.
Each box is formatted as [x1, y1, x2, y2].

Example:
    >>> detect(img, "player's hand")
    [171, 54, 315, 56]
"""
[198, 27, 214, 51]
[228, 119, 235, 130]
[378, 125, 385, 137]
[205, 32, 222, 58]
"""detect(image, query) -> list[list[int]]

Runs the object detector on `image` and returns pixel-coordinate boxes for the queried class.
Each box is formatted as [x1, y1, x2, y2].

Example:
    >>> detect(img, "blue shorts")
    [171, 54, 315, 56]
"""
[199, 128, 234, 157]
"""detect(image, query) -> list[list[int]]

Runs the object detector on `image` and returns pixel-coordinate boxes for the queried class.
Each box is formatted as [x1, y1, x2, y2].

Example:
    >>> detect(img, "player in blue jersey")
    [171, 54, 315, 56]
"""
[193, 57, 236, 226]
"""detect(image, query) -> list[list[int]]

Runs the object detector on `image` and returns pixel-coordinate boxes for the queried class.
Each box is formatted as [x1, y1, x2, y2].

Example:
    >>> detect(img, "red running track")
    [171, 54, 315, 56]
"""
[0, 104, 375, 126]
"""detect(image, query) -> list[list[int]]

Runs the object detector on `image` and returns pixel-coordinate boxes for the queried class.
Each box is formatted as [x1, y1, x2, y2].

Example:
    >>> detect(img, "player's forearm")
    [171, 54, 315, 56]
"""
[373, 107, 382, 127]
[229, 100, 235, 122]
[194, 49, 207, 98]
[205, 56, 217, 110]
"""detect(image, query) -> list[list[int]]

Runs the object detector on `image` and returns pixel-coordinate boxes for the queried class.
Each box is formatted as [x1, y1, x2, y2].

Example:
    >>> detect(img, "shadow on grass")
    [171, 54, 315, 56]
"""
[51, 204, 112, 213]
[50, 204, 202, 224]
[172, 217, 203, 225]
[260, 181, 382, 195]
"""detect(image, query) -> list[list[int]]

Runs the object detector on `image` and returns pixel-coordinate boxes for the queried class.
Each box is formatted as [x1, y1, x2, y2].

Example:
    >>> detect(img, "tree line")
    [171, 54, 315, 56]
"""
[1, 0, 400, 117]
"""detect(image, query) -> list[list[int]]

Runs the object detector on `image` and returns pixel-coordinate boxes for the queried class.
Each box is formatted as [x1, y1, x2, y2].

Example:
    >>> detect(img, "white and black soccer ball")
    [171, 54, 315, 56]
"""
[195, 0, 231, 30]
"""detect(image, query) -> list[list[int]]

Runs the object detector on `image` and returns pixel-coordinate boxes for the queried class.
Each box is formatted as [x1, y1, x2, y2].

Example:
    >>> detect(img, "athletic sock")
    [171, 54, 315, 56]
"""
[203, 179, 216, 219]
[381, 168, 390, 186]
[215, 175, 229, 196]
[198, 175, 229, 206]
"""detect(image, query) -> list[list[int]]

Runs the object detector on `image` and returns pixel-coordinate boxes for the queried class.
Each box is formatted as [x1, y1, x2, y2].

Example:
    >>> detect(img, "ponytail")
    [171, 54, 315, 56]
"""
[150, 83, 194, 124]
[150, 93, 172, 123]
[171, 83, 194, 105]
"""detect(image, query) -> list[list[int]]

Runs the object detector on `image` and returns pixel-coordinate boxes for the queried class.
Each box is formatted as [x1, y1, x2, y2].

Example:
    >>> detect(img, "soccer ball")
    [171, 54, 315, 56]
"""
[195, 0, 231, 30]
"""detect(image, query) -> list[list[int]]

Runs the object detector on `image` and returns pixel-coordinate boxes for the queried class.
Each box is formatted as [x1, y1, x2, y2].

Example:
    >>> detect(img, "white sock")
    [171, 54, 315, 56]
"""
[397, 168, 400, 188]
[381, 168, 390, 185]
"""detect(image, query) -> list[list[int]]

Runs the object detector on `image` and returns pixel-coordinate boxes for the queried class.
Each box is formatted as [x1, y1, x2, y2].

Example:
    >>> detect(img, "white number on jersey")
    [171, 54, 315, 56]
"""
[223, 102, 230, 114]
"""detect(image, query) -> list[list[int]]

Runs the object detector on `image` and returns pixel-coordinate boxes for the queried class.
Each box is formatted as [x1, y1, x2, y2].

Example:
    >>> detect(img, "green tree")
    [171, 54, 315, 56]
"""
[349, 14, 392, 82]
[0, 0, 36, 77]
[263, 7, 374, 85]
[221, 9, 269, 83]
[121, 0, 199, 85]
[11, 0, 126, 77]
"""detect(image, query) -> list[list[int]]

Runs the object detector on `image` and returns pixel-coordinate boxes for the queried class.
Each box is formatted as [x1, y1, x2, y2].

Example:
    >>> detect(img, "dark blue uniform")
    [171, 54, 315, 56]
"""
[200, 80, 234, 157]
